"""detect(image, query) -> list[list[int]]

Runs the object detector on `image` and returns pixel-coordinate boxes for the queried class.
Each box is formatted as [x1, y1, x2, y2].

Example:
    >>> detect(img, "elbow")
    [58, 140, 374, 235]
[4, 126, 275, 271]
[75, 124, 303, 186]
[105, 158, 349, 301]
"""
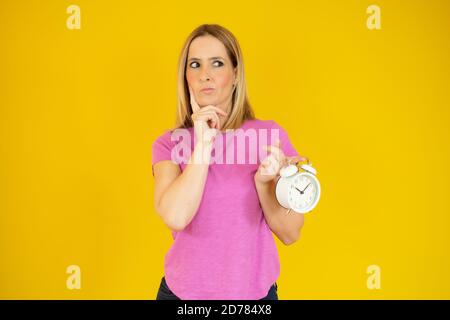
[156, 205, 189, 232]
[155, 198, 187, 232]
[166, 218, 187, 232]
[281, 230, 301, 246]
[168, 224, 186, 233]
[160, 210, 189, 232]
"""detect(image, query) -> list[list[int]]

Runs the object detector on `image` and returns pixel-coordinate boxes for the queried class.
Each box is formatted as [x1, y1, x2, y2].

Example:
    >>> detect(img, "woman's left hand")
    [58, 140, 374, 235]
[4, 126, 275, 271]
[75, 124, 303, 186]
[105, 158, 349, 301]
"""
[254, 139, 307, 185]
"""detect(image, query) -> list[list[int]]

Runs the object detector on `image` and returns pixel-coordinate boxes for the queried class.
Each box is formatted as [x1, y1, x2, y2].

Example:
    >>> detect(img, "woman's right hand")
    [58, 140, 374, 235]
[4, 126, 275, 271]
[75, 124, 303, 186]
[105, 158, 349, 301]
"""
[189, 86, 228, 145]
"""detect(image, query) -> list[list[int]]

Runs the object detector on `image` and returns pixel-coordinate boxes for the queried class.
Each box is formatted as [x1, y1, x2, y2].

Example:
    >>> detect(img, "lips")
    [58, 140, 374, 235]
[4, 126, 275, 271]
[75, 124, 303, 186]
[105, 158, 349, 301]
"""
[201, 87, 215, 92]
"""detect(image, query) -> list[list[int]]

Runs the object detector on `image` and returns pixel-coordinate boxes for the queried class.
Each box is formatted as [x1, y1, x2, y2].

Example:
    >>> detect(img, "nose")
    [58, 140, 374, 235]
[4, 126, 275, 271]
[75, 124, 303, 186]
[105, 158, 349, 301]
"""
[199, 66, 211, 82]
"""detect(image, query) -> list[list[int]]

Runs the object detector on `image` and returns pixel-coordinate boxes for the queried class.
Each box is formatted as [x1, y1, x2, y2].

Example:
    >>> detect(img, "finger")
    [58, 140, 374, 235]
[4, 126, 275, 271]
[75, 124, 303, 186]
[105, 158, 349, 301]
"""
[211, 112, 220, 130]
[274, 138, 282, 150]
[274, 139, 284, 158]
[207, 113, 218, 129]
[189, 86, 200, 113]
[286, 155, 308, 165]
[265, 145, 285, 162]
[261, 156, 271, 167]
[202, 105, 228, 117]
[274, 152, 287, 170]
[202, 111, 220, 130]
[264, 155, 281, 176]
[200, 127, 218, 144]
[262, 145, 277, 162]
[260, 158, 273, 175]
[264, 139, 282, 153]
[204, 110, 222, 129]
[195, 112, 214, 127]
[215, 112, 221, 130]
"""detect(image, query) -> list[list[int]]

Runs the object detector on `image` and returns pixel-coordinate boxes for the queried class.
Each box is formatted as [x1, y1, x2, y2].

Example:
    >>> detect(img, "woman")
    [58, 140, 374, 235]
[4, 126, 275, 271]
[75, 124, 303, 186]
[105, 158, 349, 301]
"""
[152, 24, 306, 300]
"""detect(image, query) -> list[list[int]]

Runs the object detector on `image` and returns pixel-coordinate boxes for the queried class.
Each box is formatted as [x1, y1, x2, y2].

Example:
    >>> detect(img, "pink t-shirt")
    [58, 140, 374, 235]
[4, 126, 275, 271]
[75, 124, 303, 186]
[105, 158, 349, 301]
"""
[151, 118, 299, 299]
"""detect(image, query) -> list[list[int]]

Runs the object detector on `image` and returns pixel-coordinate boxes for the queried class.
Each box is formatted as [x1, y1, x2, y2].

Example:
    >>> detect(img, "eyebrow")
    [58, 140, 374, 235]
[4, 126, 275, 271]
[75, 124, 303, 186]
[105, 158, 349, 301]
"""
[188, 56, 224, 62]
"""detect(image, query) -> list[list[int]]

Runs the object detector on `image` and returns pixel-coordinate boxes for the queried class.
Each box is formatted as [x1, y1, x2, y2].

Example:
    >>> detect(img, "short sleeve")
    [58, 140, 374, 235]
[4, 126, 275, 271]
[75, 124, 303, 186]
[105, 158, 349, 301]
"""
[270, 120, 300, 158]
[151, 130, 174, 167]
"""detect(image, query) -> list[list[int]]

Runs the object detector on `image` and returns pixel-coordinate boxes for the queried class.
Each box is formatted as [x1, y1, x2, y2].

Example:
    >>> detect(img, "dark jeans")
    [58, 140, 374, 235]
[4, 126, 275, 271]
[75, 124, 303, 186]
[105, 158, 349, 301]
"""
[156, 276, 278, 300]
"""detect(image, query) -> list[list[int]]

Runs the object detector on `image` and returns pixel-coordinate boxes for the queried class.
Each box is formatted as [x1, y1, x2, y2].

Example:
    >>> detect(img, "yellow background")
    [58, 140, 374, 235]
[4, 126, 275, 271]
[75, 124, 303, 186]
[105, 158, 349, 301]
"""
[1, 0, 449, 299]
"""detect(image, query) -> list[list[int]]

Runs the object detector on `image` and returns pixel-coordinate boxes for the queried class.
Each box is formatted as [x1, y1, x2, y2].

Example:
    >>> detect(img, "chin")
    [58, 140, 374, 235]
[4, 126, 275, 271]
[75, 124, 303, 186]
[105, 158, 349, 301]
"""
[200, 98, 218, 105]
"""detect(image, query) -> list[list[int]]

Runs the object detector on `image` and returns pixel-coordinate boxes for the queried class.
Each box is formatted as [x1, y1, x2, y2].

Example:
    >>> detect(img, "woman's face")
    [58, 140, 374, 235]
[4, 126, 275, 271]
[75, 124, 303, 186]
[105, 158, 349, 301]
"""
[186, 35, 237, 113]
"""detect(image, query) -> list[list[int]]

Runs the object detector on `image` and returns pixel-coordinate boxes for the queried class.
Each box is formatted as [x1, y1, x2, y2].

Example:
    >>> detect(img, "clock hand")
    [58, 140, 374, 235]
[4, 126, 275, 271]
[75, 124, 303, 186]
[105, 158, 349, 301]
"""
[295, 187, 304, 195]
[301, 183, 311, 193]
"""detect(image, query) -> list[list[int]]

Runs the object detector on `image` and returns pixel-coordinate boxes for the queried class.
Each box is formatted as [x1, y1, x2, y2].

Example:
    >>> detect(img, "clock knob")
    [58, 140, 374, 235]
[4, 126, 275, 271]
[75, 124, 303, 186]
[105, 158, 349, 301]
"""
[279, 164, 298, 178]
[300, 164, 317, 175]
[294, 157, 317, 175]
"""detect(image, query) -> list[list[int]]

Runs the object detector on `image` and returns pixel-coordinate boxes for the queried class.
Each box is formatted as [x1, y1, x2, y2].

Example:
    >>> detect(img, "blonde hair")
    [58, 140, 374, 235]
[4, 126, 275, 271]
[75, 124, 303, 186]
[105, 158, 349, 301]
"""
[175, 24, 255, 130]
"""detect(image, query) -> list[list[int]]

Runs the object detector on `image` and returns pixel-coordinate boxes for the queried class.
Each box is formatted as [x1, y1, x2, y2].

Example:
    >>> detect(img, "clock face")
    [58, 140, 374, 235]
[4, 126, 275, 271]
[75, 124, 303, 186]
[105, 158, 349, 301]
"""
[288, 173, 320, 213]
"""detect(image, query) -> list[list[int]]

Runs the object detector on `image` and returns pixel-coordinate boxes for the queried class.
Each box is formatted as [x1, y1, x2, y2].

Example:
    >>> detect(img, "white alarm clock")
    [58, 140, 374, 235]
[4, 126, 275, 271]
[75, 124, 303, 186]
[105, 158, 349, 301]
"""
[275, 157, 321, 214]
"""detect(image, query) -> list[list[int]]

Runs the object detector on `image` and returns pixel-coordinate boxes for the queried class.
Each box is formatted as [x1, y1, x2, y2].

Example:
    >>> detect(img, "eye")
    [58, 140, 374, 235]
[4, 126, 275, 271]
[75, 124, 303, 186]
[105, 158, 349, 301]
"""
[189, 60, 224, 69]
[189, 61, 200, 68]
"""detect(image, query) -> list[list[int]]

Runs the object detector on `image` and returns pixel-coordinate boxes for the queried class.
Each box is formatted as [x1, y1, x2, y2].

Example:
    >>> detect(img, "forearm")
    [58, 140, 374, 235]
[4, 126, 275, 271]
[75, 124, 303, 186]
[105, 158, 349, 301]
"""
[254, 177, 304, 245]
[158, 141, 213, 231]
